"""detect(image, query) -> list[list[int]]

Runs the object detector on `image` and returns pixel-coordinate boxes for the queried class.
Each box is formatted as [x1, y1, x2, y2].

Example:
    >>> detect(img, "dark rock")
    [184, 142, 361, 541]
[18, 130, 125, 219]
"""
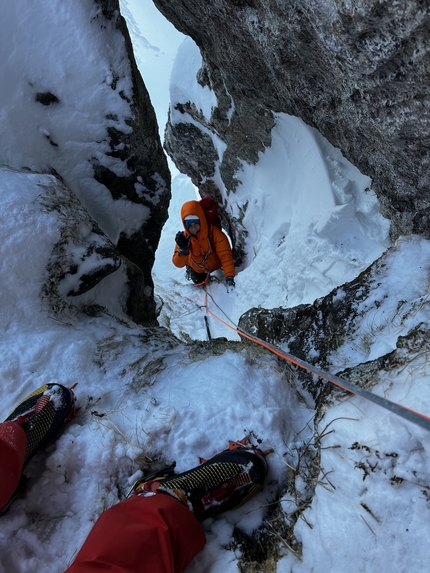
[63, 240, 122, 297]
[18, 2, 172, 325]
[35, 92, 60, 106]
[238, 265, 372, 403]
[122, 259, 157, 325]
[239, 277, 368, 369]
[91, 0, 171, 324]
[154, 0, 430, 241]
[238, 237, 430, 408]
[239, 280, 369, 407]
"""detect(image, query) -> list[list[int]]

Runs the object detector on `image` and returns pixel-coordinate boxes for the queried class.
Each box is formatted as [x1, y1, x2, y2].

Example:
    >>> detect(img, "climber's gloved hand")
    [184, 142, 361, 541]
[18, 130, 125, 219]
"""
[226, 276, 235, 292]
[175, 231, 190, 254]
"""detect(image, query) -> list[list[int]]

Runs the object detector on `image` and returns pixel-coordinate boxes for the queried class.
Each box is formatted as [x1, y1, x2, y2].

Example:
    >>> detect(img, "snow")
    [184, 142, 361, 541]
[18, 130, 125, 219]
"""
[154, 74, 390, 340]
[170, 38, 219, 126]
[0, 0, 152, 247]
[0, 2, 430, 573]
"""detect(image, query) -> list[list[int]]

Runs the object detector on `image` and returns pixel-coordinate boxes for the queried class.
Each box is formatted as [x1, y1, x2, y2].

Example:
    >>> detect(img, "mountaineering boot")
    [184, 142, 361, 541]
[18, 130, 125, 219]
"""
[5, 382, 76, 468]
[0, 383, 76, 515]
[126, 463, 177, 498]
[129, 440, 269, 521]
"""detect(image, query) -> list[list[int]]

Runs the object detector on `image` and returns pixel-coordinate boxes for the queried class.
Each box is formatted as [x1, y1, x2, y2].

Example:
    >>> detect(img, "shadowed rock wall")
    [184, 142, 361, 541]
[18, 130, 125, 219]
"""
[154, 0, 430, 241]
[96, 0, 171, 323]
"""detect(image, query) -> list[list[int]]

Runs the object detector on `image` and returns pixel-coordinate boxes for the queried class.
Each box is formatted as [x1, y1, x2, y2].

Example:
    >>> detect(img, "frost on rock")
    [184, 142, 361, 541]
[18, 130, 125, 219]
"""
[37, 177, 122, 311]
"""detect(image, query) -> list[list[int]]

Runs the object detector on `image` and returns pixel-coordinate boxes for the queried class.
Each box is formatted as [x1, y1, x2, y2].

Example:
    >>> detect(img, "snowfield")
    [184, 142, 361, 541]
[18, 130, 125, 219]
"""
[0, 2, 429, 573]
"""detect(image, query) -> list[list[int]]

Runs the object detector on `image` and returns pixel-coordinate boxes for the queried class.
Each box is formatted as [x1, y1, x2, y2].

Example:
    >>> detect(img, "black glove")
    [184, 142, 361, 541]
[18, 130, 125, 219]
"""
[226, 276, 235, 291]
[175, 231, 190, 254]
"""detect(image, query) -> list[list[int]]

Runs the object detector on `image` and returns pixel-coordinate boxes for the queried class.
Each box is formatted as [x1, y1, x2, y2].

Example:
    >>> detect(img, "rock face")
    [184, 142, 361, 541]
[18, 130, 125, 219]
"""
[0, 0, 171, 325]
[238, 236, 430, 405]
[0, 167, 123, 324]
[37, 176, 122, 309]
[90, 0, 172, 323]
[154, 0, 430, 241]
[238, 273, 369, 404]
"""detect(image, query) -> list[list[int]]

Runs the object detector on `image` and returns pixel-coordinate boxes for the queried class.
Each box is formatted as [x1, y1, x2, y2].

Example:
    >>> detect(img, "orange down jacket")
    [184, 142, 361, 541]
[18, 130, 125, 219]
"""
[172, 200, 235, 278]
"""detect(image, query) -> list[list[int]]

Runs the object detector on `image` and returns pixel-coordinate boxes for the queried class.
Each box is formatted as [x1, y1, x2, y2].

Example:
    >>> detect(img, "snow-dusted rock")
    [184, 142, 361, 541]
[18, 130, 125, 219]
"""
[39, 173, 122, 300]
[0, 167, 121, 322]
[155, 0, 430, 241]
[0, 0, 171, 324]
[239, 236, 430, 410]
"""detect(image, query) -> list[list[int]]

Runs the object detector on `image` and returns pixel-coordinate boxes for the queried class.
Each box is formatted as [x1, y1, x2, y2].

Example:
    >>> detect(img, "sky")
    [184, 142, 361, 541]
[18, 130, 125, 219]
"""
[0, 2, 430, 572]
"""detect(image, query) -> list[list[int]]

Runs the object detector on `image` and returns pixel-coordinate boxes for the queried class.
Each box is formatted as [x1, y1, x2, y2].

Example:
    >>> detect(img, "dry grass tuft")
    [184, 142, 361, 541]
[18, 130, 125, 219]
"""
[232, 415, 354, 571]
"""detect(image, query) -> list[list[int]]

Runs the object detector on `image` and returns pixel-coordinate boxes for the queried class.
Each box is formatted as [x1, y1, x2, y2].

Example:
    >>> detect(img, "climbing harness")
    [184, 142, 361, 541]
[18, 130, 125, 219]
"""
[200, 285, 430, 433]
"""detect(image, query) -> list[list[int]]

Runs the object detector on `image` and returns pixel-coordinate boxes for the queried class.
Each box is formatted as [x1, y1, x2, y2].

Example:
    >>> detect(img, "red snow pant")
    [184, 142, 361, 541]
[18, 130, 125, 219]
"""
[65, 494, 206, 573]
[0, 421, 27, 513]
[0, 422, 206, 573]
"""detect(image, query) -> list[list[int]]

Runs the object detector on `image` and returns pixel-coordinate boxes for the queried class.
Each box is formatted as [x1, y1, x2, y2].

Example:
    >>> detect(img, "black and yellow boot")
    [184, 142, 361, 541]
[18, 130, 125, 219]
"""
[129, 440, 269, 522]
[5, 382, 76, 468]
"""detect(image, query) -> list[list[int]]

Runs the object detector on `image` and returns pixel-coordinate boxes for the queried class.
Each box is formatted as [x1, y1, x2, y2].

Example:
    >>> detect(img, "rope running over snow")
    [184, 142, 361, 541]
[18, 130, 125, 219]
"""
[202, 286, 430, 433]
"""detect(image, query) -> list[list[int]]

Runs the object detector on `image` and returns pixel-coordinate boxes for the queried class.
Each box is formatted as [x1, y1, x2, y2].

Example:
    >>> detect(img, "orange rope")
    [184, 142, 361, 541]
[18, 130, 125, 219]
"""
[202, 288, 430, 432]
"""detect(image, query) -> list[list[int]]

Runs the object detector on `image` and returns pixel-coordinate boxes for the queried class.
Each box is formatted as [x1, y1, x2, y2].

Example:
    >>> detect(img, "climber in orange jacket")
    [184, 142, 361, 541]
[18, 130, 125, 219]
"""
[172, 200, 236, 288]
